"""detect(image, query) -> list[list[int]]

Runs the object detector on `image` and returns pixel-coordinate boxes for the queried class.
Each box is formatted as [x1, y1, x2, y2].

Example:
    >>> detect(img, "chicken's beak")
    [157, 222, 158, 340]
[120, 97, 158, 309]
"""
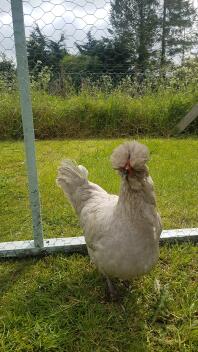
[123, 159, 133, 176]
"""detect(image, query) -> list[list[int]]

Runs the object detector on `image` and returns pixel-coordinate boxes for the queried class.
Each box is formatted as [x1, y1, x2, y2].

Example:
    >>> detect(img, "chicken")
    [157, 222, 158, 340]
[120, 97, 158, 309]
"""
[57, 141, 162, 298]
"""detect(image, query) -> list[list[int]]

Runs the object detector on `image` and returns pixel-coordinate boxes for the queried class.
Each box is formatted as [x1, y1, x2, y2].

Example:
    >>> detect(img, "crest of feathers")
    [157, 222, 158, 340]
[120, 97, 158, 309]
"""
[110, 141, 150, 172]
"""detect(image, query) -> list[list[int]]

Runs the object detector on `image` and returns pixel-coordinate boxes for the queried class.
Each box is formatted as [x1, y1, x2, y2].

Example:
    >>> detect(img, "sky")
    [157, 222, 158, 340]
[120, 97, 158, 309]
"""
[0, 0, 111, 59]
[0, 0, 198, 61]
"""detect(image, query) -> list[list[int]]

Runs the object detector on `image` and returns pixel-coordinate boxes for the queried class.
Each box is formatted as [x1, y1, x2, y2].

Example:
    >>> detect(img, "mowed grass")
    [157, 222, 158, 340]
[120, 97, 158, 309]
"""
[0, 138, 198, 351]
[1, 138, 198, 242]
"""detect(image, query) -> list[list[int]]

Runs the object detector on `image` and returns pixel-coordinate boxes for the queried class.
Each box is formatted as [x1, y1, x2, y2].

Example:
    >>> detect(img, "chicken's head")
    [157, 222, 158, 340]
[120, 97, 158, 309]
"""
[110, 141, 150, 179]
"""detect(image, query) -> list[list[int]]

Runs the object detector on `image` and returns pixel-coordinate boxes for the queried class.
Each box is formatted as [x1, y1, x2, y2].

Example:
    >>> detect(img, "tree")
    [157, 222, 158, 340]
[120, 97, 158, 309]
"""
[160, 0, 198, 66]
[27, 25, 49, 75]
[110, 0, 159, 74]
[48, 34, 67, 75]
[27, 25, 67, 77]
[76, 31, 133, 76]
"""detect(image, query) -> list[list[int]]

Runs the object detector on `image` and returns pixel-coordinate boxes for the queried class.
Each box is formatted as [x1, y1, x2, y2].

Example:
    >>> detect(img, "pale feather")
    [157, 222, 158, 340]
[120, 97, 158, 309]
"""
[57, 141, 162, 280]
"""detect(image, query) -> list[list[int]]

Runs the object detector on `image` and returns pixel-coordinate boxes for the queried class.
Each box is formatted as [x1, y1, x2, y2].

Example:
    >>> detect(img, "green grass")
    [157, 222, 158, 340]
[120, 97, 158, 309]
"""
[1, 138, 198, 242]
[0, 246, 197, 352]
[0, 138, 198, 351]
[1, 86, 198, 139]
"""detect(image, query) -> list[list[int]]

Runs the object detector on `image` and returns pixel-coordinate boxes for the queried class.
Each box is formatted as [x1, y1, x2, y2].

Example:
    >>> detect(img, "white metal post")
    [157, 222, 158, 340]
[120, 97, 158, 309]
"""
[11, 0, 44, 248]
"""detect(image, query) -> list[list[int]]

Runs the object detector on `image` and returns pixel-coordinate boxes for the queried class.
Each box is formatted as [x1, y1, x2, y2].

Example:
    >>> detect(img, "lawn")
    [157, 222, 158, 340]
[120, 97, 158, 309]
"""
[0, 138, 198, 351]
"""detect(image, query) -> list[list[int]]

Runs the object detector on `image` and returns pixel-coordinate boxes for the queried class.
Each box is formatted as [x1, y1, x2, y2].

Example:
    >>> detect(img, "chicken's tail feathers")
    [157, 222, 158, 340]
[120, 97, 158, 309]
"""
[56, 159, 88, 195]
[111, 140, 149, 172]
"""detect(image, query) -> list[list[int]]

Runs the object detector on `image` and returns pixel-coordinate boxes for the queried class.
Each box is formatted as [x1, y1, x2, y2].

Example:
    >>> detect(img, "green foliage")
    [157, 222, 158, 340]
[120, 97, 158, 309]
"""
[168, 58, 198, 88]
[30, 66, 52, 92]
[1, 57, 198, 140]
[160, 0, 198, 65]
[72, 0, 198, 78]
[62, 53, 101, 89]
[111, 0, 159, 73]
[1, 61, 198, 140]
[27, 25, 67, 78]
[19, 1, 198, 89]
[0, 53, 16, 91]
[76, 31, 132, 76]
[63, 54, 92, 73]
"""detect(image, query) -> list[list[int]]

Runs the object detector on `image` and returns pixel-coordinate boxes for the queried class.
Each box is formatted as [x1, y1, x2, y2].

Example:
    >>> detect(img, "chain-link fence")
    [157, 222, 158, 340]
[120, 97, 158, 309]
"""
[0, 0, 198, 257]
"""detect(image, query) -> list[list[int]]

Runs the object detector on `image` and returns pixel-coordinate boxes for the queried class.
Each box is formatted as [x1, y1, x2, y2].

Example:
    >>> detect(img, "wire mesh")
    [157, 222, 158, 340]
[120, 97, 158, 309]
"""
[1, 0, 198, 95]
[0, 0, 198, 257]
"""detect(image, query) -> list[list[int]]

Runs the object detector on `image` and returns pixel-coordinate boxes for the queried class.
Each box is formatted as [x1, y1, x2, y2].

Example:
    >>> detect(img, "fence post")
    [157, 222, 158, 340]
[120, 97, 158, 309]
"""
[11, 0, 44, 248]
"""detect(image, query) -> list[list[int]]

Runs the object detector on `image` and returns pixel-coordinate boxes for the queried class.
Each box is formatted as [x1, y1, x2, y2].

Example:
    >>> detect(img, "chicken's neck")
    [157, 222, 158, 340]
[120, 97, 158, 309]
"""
[116, 176, 156, 219]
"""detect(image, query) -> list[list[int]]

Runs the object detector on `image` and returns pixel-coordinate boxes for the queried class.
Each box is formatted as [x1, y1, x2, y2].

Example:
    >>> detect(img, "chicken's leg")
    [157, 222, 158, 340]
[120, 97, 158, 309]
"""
[105, 276, 120, 302]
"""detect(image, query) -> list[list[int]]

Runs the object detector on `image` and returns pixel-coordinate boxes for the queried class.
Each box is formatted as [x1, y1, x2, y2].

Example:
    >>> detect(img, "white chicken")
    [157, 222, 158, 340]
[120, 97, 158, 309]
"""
[57, 141, 162, 298]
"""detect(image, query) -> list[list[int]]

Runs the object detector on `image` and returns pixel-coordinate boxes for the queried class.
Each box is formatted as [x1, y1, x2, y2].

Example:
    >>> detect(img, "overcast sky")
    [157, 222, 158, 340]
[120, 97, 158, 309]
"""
[0, 0, 111, 59]
[0, 0, 197, 60]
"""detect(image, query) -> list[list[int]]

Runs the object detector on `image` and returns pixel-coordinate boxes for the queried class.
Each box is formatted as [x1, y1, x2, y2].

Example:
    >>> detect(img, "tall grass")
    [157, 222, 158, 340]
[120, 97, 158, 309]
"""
[1, 65, 198, 139]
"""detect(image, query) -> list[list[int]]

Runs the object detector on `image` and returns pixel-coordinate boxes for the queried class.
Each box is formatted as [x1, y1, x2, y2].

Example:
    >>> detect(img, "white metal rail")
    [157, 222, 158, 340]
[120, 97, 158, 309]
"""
[0, 230, 198, 258]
